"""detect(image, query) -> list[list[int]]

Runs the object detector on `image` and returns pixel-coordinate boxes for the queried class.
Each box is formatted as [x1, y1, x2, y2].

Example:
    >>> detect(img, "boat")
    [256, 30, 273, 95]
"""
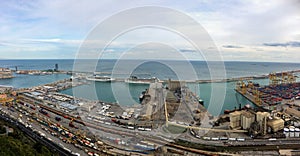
[139, 94, 144, 103]
[86, 75, 115, 82]
[125, 76, 159, 84]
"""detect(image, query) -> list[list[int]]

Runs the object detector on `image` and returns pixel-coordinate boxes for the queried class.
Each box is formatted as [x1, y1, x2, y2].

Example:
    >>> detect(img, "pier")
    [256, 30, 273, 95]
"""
[235, 72, 300, 112]
[10, 68, 300, 84]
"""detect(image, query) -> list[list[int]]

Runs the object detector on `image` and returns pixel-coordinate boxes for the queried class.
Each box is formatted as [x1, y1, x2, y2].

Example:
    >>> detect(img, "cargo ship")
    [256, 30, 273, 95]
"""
[86, 75, 115, 82]
[125, 76, 159, 84]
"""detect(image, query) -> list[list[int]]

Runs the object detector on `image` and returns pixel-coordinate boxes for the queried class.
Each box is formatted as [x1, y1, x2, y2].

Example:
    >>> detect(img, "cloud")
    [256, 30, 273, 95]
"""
[263, 41, 300, 47]
[222, 45, 243, 49]
[0, 0, 300, 62]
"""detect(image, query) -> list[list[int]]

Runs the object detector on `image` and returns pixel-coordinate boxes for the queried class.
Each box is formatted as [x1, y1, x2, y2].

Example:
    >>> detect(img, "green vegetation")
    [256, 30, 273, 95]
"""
[0, 119, 59, 156]
[164, 124, 187, 134]
[0, 126, 6, 134]
[175, 139, 224, 152]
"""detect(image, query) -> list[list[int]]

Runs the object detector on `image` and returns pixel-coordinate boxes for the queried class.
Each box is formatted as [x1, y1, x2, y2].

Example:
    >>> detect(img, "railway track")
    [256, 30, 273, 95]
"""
[38, 103, 221, 155]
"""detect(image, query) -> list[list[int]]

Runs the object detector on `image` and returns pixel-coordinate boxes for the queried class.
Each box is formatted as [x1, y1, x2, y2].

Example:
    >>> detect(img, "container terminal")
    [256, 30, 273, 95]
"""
[1, 70, 300, 155]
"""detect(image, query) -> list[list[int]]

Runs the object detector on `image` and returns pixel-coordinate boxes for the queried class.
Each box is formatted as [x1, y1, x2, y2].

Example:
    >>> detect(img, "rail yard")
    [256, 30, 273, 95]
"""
[1, 70, 300, 155]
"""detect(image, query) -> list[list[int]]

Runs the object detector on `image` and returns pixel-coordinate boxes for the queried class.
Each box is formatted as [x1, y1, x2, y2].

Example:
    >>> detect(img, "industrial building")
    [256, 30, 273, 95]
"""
[59, 102, 78, 111]
[267, 118, 284, 133]
[230, 111, 242, 129]
[78, 102, 96, 112]
[230, 110, 284, 135]
[241, 111, 255, 130]
[256, 112, 270, 135]
[285, 107, 300, 118]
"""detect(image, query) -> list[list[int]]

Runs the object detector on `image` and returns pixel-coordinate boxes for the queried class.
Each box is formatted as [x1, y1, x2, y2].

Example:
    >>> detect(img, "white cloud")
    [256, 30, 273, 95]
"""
[0, 0, 299, 62]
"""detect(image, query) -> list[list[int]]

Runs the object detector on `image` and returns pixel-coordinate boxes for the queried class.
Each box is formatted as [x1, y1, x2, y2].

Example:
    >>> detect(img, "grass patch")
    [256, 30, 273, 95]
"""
[164, 124, 187, 134]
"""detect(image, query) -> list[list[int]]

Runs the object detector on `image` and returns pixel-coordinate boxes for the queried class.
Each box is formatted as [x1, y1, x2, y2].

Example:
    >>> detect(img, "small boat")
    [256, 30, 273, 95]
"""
[86, 75, 115, 82]
[139, 94, 144, 102]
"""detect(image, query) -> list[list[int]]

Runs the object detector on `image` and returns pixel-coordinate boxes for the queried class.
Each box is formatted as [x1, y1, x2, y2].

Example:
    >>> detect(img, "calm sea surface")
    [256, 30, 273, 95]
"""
[1, 59, 299, 115]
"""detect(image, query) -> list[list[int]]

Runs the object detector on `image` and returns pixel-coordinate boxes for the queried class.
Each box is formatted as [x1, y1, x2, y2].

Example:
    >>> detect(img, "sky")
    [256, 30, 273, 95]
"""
[0, 0, 300, 62]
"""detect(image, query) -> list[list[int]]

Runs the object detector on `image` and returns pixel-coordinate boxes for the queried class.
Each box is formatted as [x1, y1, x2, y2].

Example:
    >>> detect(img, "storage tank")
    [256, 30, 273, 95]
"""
[230, 111, 242, 129]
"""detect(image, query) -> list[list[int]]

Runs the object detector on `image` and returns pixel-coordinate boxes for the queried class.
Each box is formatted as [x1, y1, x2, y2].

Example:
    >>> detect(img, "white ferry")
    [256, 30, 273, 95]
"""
[125, 76, 159, 84]
[86, 75, 115, 82]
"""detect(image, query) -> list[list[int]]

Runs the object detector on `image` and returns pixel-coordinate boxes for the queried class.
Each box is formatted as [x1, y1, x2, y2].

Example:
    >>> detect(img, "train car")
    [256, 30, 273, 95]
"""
[211, 137, 219, 141]
[55, 116, 62, 121]
[134, 143, 155, 151]
[29, 106, 36, 110]
[39, 109, 50, 117]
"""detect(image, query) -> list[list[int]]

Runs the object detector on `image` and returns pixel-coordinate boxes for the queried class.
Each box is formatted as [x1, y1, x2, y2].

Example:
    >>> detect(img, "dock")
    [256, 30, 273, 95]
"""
[235, 89, 263, 107]
[235, 72, 300, 112]
[10, 68, 300, 84]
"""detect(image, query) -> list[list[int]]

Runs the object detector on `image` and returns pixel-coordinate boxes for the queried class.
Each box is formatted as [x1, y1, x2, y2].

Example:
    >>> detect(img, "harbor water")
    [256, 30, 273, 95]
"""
[1, 59, 300, 116]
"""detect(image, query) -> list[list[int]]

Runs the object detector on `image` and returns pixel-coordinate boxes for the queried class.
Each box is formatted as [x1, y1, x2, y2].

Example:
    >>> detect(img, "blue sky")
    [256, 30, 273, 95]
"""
[0, 0, 300, 62]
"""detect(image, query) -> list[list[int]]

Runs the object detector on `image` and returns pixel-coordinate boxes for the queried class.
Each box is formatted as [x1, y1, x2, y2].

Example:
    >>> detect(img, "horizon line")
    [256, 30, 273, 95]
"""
[0, 58, 300, 64]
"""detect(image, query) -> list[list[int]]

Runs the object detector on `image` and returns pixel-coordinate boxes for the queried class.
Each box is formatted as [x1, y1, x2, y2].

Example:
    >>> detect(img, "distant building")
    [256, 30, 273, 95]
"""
[78, 102, 95, 112]
[0, 68, 13, 79]
[54, 64, 58, 71]
[0, 85, 13, 94]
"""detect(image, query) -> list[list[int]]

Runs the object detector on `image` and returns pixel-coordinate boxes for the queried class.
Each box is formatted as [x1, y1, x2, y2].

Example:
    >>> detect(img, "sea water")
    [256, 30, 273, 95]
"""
[1, 59, 299, 116]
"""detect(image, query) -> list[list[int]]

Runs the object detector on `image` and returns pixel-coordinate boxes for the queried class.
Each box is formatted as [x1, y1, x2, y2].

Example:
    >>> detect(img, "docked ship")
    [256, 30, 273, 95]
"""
[86, 75, 115, 82]
[125, 76, 159, 84]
